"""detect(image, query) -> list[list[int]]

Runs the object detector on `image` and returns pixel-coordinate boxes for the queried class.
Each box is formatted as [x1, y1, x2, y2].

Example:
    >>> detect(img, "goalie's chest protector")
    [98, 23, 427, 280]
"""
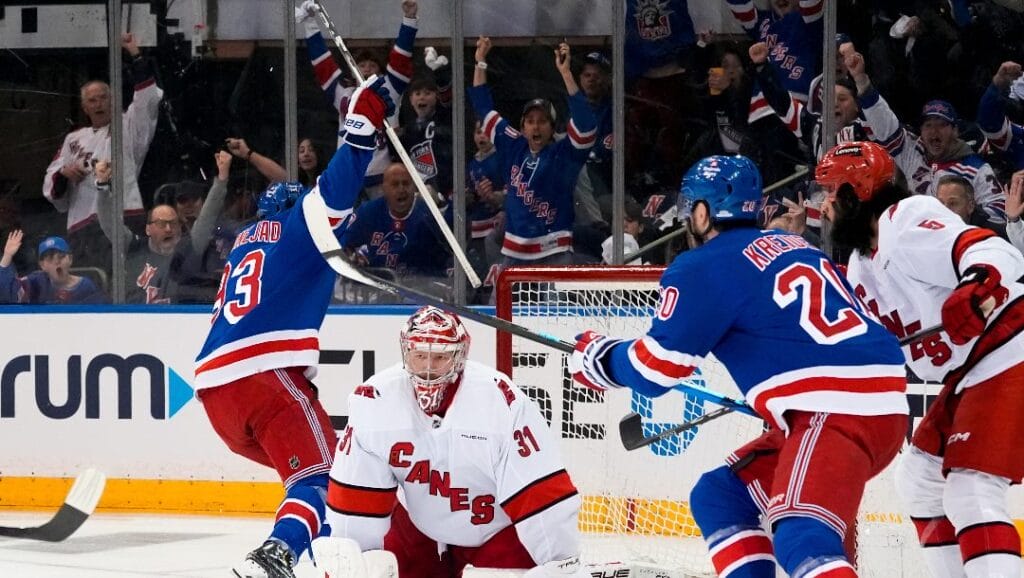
[355, 364, 519, 547]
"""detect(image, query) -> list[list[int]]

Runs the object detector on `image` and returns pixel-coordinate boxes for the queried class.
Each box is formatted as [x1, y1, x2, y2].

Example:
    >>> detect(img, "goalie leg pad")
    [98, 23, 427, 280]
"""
[773, 517, 852, 578]
[691, 466, 776, 577]
[311, 537, 399, 578]
[896, 448, 965, 577]
[944, 470, 1021, 577]
[271, 474, 327, 561]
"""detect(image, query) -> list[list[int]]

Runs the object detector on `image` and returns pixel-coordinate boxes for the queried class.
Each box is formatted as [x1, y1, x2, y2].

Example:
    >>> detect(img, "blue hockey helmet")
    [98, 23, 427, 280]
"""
[678, 155, 763, 223]
[257, 181, 306, 219]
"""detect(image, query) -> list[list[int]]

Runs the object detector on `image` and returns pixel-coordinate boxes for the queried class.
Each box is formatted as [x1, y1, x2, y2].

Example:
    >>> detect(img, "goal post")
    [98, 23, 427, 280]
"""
[494, 265, 933, 578]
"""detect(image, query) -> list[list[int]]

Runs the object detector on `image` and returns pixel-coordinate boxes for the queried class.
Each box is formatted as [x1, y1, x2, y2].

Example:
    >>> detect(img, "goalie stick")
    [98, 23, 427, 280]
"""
[302, 193, 753, 416]
[0, 468, 106, 541]
[618, 322, 946, 451]
[306, 0, 482, 289]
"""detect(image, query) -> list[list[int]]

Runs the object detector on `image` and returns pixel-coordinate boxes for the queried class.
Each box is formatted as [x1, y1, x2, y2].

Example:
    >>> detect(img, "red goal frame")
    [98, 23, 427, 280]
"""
[494, 265, 666, 376]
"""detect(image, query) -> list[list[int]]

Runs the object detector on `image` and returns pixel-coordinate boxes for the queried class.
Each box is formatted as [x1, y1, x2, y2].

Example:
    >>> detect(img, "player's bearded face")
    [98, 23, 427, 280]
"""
[827, 187, 874, 254]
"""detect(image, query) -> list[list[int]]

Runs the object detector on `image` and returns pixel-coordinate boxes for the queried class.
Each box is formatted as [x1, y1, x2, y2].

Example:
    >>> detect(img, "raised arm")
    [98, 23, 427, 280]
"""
[555, 42, 579, 96]
[225, 138, 289, 183]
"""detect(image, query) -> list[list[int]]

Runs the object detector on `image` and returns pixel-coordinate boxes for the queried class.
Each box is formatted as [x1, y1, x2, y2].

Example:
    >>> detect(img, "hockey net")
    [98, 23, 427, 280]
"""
[496, 266, 928, 578]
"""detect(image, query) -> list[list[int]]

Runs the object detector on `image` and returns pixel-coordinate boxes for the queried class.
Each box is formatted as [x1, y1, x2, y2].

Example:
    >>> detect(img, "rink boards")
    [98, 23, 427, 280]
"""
[1, 306, 1023, 541]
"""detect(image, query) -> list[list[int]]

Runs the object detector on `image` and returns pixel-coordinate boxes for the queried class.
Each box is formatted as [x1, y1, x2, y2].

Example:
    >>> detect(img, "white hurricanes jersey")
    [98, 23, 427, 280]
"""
[325, 360, 580, 566]
[847, 195, 1024, 391]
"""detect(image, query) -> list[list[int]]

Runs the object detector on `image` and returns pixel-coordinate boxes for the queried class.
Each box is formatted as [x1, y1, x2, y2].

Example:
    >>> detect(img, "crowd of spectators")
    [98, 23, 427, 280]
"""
[7, 0, 1024, 305]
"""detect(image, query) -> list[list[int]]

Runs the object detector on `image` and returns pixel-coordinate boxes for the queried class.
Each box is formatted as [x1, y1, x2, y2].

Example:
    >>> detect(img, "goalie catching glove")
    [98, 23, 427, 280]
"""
[342, 75, 396, 150]
[311, 537, 398, 578]
[941, 264, 1009, 345]
[569, 331, 625, 392]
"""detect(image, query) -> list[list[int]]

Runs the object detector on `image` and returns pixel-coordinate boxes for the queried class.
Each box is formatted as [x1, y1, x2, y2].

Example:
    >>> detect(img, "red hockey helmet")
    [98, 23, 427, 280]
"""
[400, 306, 470, 413]
[814, 141, 896, 202]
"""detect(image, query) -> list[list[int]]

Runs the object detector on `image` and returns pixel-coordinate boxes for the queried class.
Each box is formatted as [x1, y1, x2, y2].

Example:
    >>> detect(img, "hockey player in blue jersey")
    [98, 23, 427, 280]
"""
[569, 155, 910, 577]
[193, 75, 394, 578]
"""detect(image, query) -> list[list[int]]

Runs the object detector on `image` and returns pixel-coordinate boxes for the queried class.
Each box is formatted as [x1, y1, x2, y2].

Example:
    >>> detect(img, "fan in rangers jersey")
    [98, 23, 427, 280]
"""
[315, 306, 588, 578]
[818, 141, 1024, 578]
[193, 76, 394, 578]
[570, 154, 909, 578]
[468, 36, 597, 265]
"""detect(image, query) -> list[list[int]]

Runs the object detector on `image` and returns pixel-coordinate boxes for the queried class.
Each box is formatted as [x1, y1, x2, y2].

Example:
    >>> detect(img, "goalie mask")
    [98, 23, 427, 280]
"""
[400, 306, 470, 414]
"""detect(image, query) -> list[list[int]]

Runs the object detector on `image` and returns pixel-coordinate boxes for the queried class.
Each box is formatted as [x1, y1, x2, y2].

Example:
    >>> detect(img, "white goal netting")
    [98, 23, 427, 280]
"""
[495, 266, 932, 578]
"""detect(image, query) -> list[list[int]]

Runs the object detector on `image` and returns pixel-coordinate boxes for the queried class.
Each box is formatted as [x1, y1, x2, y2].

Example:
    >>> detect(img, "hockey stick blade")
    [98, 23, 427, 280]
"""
[619, 324, 947, 451]
[620, 407, 735, 451]
[0, 468, 106, 541]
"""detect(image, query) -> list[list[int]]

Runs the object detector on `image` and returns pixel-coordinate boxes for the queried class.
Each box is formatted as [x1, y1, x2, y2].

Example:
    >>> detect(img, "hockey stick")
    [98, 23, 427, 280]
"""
[0, 468, 106, 541]
[303, 193, 754, 415]
[307, 0, 482, 289]
[623, 165, 811, 264]
[619, 322, 947, 451]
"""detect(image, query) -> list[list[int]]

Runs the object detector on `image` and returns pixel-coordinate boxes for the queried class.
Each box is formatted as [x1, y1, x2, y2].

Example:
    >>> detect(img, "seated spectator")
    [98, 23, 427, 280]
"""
[170, 180, 208, 233]
[168, 150, 235, 303]
[342, 163, 451, 286]
[95, 161, 182, 303]
[469, 37, 596, 267]
[298, 137, 326, 188]
[936, 175, 1008, 238]
[849, 49, 1008, 224]
[0, 232, 107, 304]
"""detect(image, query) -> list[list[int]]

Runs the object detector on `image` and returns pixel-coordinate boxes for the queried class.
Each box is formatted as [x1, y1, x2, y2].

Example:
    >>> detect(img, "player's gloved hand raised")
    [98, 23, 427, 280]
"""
[343, 75, 396, 150]
[941, 264, 1009, 345]
[294, 0, 320, 37]
[568, 331, 624, 392]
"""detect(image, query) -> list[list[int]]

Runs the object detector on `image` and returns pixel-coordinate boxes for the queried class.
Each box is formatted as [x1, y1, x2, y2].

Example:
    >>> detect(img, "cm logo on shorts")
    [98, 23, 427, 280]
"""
[0, 353, 194, 420]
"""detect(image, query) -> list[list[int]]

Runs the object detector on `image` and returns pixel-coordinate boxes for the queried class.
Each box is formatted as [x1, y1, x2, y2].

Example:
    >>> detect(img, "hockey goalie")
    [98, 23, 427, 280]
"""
[313, 306, 589, 578]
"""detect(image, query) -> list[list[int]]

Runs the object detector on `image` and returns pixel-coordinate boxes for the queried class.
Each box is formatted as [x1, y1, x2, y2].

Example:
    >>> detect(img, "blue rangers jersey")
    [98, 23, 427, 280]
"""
[726, 0, 823, 101]
[625, 0, 696, 80]
[467, 149, 505, 240]
[468, 86, 596, 260]
[193, 144, 370, 389]
[342, 196, 450, 276]
[603, 227, 908, 431]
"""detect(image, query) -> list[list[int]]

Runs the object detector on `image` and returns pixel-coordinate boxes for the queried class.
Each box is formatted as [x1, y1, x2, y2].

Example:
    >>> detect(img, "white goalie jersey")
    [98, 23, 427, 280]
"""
[846, 195, 1024, 391]
[325, 360, 581, 566]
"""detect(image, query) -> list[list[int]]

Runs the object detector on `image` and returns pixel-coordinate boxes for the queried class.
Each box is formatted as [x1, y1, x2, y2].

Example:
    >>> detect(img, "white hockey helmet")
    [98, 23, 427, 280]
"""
[400, 306, 470, 413]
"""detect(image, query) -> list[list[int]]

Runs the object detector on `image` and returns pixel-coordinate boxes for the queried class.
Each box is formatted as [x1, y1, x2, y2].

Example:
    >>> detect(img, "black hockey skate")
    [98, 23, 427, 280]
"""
[232, 540, 296, 578]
